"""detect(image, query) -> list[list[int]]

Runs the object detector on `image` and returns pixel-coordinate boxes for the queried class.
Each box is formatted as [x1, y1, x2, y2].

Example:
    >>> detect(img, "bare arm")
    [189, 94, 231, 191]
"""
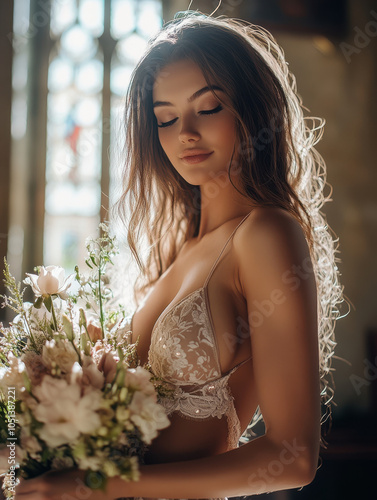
[108, 208, 321, 498]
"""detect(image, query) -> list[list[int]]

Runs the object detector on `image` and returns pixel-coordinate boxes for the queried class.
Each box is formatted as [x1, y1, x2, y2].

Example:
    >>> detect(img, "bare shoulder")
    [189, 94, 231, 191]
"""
[239, 205, 307, 241]
[235, 206, 310, 258]
[233, 206, 314, 295]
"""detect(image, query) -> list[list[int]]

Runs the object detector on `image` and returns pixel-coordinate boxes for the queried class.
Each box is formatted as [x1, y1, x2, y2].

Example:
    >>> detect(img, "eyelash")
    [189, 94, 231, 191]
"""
[157, 104, 223, 128]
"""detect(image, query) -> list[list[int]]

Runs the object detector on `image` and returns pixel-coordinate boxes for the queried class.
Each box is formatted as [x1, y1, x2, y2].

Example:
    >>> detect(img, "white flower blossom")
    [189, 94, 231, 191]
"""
[24, 266, 74, 299]
[31, 376, 102, 447]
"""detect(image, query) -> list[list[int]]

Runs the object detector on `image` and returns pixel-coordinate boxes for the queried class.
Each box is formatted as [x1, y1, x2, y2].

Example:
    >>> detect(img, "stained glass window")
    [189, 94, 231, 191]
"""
[43, 0, 162, 272]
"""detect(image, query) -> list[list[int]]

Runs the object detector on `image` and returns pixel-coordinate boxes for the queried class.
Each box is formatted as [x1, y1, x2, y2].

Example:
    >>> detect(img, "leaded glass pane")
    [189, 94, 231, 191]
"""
[50, 0, 77, 36]
[137, 0, 163, 38]
[111, 0, 136, 39]
[78, 0, 104, 37]
[116, 33, 148, 64]
[60, 25, 98, 62]
[76, 59, 104, 94]
[48, 58, 74, 92]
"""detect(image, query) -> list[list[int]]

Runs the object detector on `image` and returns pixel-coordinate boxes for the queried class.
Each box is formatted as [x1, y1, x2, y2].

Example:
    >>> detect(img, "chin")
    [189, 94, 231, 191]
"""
[179, 173, 215, 186]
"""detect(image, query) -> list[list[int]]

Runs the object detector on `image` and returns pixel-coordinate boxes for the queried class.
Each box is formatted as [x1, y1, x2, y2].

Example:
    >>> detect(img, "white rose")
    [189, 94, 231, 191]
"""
[32, 376, 102, 447]
[24, 266, 74, 299]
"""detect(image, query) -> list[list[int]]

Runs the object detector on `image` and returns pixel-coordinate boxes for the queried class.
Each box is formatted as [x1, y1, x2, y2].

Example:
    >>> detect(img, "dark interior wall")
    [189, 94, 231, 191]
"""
[272, 0, 377, 418]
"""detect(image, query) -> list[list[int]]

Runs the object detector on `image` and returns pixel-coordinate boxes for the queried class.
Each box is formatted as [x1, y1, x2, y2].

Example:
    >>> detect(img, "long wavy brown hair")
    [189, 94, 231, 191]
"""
[114, 12, 350, 458]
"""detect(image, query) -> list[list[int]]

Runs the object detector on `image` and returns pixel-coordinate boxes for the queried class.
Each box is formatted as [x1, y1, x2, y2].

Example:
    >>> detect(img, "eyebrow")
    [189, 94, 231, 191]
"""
[153, 85, 224, 108]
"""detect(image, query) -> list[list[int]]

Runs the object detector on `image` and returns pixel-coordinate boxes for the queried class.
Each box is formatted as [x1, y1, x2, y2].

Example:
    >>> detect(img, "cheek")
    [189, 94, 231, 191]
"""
[157, 130, 172, 154]
[157, 131, 177, 166]
[212, 118, 237, 149]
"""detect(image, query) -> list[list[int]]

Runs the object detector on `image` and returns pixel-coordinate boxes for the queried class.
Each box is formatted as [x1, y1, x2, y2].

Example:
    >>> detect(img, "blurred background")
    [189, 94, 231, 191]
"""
[0, 0, 376, 498]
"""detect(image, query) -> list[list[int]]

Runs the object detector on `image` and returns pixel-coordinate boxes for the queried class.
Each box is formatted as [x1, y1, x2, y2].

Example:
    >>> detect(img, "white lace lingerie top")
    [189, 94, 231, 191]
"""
[121, 212, 253, 452]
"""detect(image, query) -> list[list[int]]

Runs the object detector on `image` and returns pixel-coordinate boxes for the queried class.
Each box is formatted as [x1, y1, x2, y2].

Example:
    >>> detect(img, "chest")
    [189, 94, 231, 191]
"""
[131, 240, 252, 373]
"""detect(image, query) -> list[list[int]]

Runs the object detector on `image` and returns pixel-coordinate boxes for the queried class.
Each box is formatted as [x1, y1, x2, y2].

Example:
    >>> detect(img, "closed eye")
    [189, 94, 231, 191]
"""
[156, 104, 223, 128]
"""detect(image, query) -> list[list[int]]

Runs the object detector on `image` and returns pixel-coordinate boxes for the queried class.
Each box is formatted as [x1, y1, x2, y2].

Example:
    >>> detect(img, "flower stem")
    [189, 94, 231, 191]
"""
[22, 311, 38, 351]
[50, 299, 58, 332]
[98, 259, 105, 337]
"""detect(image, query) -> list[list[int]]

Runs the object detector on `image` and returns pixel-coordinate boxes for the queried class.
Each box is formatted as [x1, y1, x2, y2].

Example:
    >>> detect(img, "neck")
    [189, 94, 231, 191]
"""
[196, 173, 256, 241]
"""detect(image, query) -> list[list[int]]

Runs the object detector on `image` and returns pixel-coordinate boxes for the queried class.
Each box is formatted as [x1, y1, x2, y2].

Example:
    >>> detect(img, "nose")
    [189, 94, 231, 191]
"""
[178, 115, 201, 143]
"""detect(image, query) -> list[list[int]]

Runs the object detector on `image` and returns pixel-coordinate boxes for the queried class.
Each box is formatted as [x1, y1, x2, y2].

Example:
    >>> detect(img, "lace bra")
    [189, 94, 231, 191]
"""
[124, 212, 253, 451]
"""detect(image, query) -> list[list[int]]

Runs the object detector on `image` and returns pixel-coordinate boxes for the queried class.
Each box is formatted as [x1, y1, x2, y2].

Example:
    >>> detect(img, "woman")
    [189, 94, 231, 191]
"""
[15, 9, 348, 500]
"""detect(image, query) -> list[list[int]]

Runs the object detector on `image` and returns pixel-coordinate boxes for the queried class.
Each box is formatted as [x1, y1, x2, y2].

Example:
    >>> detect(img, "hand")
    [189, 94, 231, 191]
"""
[14, 468, 111, 500]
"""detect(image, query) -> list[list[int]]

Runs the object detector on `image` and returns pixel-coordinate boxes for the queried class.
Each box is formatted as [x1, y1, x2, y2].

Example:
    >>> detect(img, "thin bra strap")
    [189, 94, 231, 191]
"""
[224, 355, 252, 378]
[203, 211, 253, 288]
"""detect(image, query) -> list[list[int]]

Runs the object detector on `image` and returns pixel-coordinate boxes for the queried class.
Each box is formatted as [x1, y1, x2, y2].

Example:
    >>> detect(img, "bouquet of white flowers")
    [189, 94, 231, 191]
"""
[0, 224, 170, 498]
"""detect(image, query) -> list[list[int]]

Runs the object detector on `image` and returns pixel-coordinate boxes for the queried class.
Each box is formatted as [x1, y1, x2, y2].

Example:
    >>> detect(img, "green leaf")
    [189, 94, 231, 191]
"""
[78, 308, 87, 329]
[115, 367, 125, 387]
[117, 346, 124, 362]
[33, 296, 43, 309]
[43, 295, 52, 312]
[62, 315, 74, 341]
[22, 370, 31, 393]
[85, 259, 93, 270]
[80, 331, 91, 356]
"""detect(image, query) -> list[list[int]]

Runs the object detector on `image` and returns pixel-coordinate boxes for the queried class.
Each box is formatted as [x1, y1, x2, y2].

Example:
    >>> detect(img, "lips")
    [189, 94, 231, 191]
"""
[180, 152, 213, 164]
[179, 149, 213, 159]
